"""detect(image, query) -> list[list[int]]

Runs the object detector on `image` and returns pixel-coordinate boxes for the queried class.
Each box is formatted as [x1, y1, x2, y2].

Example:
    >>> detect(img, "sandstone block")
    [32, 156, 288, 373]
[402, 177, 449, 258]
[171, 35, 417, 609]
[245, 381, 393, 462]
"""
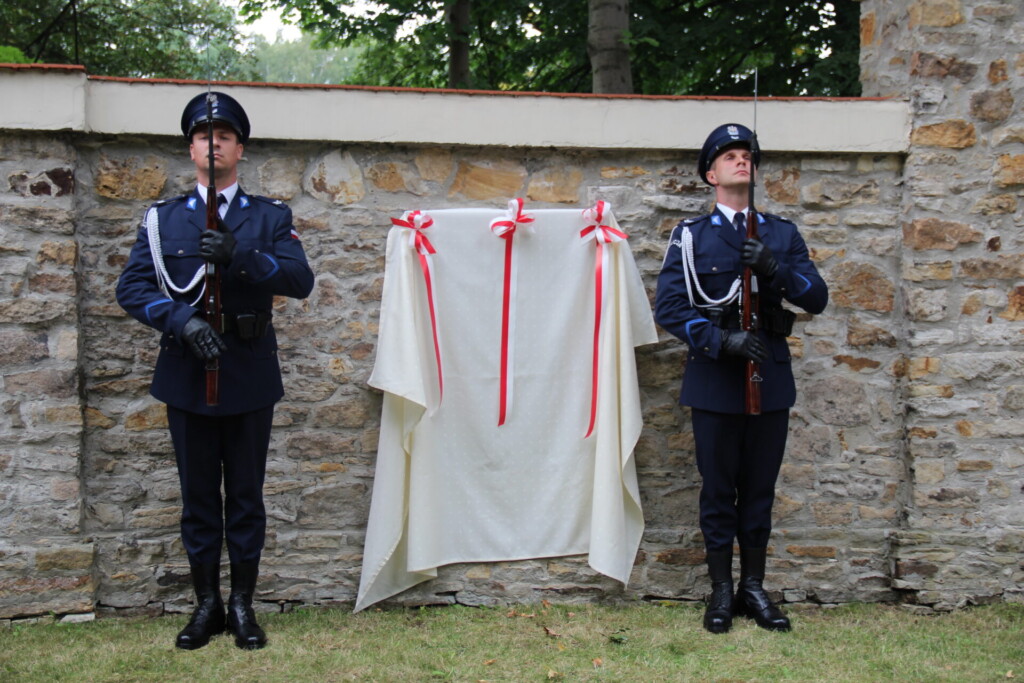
[124, 404, 168, 431]
[653, 548, 704, 566]
[801, 179, 879, 209]
[907, 287, 948, 322]
[903, 261, 954, 282]
[846, 318, 896, 347]
[0, 330, 48, 366]
[999, 286, 1024, 321]
[526, 167, 583, 204]
[988, 59, 1008, 84]
[995, 154, 1024, 187]
[3, 368, 76, 398]
[449, 160, 526, 200]
[961, 254, 1024, 279]
[304, 151, 365, 204]
[367, 162, 427, 195]
[803, 375, 872, 426]
[95, 155, 166, 200]
[970, 88, 1014, 124]
[972, 194, 1017, 215]
[829, 262, 894, 312]
[763, 168, 800, 204]
[910, 52, 976, 82]
[910, 119, 976, 148]
[257, 157, 305, 200]
[414, 149, 454, 182]
[860, 11, 876, 47]
[909, 0, 964, 27]
[785, 545, 836, 559]
[36, 545, 94, 571]
[811, 502, 855, 526]
[903, 218, 982, 250]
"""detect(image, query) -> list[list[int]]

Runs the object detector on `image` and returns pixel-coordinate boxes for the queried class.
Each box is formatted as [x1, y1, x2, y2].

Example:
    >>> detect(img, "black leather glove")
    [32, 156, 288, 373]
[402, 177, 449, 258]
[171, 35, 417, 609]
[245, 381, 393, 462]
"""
[181, 316, 227, 361]
[199, 226, 236, 265]
[741, 238, 778, 279]
[721, 329, 768, 363]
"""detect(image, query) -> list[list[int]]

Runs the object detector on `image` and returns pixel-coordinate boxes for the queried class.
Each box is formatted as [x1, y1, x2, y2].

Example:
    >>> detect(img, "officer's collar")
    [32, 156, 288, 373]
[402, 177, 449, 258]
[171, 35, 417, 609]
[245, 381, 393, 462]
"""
[714, 204, 747, 226]
[194, 182, 239, 207]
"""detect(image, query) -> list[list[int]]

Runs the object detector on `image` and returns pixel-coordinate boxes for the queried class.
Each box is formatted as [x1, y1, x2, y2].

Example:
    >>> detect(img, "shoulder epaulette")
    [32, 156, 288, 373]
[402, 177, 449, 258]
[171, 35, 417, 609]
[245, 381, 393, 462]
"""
[153, 194, 187, 207]
[251, 195, 289, 209]
[681, 213, 712, 226]
[763, 212, 796, 226]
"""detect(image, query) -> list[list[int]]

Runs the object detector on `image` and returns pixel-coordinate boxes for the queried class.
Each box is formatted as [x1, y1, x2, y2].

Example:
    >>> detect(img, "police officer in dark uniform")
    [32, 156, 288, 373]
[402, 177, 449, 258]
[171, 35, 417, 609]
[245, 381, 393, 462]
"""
[117, 92, 314, 650]
[654, 124, 827, 634]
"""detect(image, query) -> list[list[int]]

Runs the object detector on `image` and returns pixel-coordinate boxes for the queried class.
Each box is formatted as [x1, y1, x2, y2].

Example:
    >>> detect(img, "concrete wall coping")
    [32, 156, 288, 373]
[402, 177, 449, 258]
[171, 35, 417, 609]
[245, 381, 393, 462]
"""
[1, 64, 910, 153]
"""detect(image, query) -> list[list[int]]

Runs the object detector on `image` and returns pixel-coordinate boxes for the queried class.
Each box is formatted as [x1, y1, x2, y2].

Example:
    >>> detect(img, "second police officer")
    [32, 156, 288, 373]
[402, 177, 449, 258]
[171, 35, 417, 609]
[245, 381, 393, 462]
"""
[654, 123, 828, 634]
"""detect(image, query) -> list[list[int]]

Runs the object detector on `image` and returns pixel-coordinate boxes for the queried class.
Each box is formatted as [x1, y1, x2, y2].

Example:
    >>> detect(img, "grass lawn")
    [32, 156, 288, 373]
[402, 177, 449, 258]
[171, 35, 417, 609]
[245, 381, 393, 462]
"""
[1, 602, 1022, 681]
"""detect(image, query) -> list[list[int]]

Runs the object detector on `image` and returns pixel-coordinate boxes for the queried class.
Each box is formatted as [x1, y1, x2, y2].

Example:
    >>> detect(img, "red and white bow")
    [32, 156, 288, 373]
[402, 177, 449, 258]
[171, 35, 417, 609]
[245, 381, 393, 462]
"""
[489, 198, 535, 426]
[391, 210, 444, 405]
[579, 200, 628, 438]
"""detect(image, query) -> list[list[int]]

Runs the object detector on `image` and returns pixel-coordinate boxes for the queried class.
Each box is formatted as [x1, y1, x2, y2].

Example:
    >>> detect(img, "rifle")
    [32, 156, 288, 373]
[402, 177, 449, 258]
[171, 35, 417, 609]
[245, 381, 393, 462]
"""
[203, 92, 222, 406]
[741, 72, 763, 415]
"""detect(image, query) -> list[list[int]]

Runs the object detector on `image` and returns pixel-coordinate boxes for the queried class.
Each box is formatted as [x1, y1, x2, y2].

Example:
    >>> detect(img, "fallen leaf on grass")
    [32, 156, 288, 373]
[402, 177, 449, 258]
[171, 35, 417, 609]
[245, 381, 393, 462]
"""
[542, 599, 553, 609]
[483, 659, 496, 666]
[547, 670, 563, 680]
[592, 658, 603, 668]
[506, 609, 535, 618]
[543, 626, 562, 638]
[1006, 672, 1013, 679]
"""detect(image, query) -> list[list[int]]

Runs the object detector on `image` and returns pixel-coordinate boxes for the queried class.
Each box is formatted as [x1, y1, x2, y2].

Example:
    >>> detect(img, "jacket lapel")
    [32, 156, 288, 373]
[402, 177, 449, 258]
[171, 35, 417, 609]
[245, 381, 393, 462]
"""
[223, 189, 251, 233]
[712, 207, 743, 251]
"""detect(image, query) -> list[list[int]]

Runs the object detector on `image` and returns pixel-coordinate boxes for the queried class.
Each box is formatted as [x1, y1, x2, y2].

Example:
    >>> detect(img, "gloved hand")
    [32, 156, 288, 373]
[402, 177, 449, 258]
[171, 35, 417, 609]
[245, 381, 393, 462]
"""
[741, 238, 778, 279]
[721, 329, 768, 363]
[199, 226, 236, 265]
[181, 316, 227, 361]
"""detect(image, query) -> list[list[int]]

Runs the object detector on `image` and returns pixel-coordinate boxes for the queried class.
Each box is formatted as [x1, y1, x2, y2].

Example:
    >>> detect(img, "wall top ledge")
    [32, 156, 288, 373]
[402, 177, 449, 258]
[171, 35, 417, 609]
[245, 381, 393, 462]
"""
[1, 65, 909, 153]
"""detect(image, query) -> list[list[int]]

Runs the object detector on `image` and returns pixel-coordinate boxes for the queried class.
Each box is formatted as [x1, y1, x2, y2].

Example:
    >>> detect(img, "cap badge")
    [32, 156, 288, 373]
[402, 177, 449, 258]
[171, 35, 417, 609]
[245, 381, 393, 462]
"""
[727, 125, 740, 138]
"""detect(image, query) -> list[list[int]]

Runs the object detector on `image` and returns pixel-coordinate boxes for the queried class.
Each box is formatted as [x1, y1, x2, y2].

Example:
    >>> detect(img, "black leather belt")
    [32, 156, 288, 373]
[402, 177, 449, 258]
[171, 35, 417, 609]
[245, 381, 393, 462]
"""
[703, 305, 795, 337]
[219, 311, 272, 340]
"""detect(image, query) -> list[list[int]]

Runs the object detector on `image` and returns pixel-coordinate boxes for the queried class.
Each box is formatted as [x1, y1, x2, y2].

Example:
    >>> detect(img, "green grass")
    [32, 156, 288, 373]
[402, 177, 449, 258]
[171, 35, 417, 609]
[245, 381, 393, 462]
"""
[1, 602, 1022, 681]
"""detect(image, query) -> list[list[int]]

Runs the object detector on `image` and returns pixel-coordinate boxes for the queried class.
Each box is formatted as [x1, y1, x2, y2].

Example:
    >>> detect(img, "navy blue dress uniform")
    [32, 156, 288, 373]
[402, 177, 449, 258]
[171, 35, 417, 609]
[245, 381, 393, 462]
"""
[116, 92, 314, 651]
[654, 123, 827, 634]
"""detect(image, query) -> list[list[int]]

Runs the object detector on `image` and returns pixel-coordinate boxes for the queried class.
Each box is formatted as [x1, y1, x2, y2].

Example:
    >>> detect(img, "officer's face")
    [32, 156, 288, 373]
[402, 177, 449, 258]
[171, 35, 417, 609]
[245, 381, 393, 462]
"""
[189, 123, 244, 180]
[706, 146, 754, 190]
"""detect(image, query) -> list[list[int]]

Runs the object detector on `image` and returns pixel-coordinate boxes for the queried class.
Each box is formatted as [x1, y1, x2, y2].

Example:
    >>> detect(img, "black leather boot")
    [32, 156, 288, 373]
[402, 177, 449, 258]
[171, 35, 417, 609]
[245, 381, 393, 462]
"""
[735, 546, 791, 632]
[175, 561, 225, 650]
[703, 549, 734, 634]
[227, 561, 267, 650]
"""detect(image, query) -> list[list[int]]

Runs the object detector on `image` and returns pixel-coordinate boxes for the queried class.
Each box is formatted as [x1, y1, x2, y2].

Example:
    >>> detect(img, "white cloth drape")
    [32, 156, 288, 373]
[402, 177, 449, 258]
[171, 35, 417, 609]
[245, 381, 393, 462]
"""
[356, 207, 657, 612]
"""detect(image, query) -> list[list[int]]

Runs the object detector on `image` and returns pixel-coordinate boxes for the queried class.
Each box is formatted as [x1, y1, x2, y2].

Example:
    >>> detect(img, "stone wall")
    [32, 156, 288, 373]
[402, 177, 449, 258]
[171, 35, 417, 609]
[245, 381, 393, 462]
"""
[859, 0, 1024, 609]
[0, 0, 1021, 621]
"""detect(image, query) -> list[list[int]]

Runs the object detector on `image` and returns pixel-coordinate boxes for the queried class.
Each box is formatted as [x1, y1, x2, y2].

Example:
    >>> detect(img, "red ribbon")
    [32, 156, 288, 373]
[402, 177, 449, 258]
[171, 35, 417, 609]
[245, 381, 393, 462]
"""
[579, 201, 628, 438]
[490, 198, 534, 426]
[391, 210, 443, 403]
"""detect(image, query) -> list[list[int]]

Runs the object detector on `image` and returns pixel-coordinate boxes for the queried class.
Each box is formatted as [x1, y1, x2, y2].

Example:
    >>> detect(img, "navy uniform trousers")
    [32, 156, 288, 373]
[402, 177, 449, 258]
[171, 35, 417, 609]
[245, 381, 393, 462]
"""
[117, 188, 314, 564]
[654, 208, 828, 552]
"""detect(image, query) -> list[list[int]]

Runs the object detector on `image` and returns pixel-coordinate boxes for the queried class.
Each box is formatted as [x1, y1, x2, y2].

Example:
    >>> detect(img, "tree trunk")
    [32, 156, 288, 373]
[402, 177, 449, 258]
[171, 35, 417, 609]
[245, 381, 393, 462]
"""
[446, 0, 472, 89]
[587, 0, 633, 94]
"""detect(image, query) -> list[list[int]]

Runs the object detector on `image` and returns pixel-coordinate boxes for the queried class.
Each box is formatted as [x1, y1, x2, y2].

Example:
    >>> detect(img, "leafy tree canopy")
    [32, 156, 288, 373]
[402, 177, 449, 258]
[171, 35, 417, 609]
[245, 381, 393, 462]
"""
[1, 0, 257, 80]
[238, 0, 861, 96]
[249, 32, 364, 84]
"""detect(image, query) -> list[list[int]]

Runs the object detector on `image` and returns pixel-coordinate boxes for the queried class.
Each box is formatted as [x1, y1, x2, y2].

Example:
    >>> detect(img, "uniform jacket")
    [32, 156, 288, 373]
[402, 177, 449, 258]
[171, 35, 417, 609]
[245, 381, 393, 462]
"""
[654, 208, 828, 414]
[117, 188, 315, 416]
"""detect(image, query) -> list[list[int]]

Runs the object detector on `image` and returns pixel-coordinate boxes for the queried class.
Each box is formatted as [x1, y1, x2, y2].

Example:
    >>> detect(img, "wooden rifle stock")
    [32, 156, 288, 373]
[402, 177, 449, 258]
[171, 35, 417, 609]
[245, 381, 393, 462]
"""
[203, 93, 221, 406]
[741, 131, 762, 415]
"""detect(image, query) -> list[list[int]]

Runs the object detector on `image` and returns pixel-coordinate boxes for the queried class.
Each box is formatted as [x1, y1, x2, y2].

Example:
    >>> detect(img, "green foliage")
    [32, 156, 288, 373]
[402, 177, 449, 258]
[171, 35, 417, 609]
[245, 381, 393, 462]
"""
[249, 32, 363, 84]
[239, 0, 861, 95]
[0, 46, 29, 63]
[0, 0, 257, 80]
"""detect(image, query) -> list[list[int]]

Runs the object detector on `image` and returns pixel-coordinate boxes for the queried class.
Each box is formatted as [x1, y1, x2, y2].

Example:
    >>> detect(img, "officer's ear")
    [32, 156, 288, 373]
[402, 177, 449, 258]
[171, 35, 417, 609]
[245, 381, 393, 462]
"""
[705, 166, 719, 187]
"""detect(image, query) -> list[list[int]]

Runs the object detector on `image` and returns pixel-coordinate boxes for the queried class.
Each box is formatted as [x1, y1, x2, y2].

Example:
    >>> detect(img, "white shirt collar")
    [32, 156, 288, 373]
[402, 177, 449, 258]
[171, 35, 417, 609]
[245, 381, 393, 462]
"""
[715, 204, 748, 226]
[196, 182, 238, 208]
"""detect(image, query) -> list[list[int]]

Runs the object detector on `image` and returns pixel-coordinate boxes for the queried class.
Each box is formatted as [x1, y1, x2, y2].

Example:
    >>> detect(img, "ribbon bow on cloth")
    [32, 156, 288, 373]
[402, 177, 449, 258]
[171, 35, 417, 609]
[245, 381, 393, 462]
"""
[489, 198, 535, 426]
[391, 210, 444, 403]
[579, 201, 628, 438]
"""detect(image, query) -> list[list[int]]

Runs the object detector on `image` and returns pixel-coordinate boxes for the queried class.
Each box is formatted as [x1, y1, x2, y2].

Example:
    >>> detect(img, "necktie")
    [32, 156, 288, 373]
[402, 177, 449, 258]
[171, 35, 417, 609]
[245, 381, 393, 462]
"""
[734, 211, 745, 234]
[217, 193, 227, 219]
